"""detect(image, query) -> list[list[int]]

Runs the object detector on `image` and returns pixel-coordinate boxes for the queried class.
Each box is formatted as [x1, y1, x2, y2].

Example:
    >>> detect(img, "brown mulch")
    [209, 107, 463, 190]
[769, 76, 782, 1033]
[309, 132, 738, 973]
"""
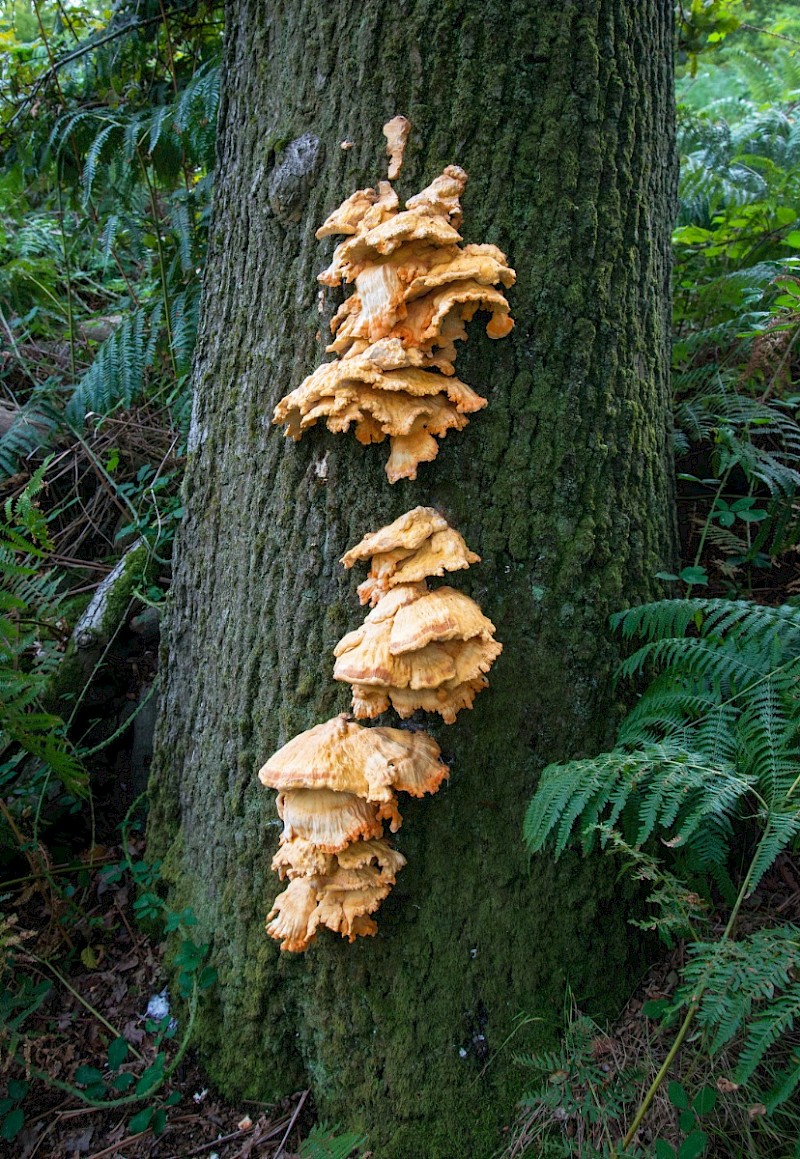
[0, 839, 316, 1159]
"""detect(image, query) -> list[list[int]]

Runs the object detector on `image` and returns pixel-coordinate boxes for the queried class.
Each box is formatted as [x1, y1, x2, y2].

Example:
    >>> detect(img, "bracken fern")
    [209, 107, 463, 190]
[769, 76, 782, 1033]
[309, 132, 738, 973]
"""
[525, 596, 800, 1127]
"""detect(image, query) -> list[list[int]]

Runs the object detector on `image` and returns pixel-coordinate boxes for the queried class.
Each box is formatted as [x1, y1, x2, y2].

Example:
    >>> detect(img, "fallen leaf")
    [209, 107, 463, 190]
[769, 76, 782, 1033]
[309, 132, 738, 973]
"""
[62, 1125, 94, 1153]
[123, 1019, 146, 1046]
[80, 945, 101, 969]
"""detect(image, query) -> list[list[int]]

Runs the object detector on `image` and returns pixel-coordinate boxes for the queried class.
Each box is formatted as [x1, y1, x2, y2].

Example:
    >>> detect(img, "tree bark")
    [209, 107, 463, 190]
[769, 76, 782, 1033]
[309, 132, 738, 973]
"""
[148, 1, 676, 1153]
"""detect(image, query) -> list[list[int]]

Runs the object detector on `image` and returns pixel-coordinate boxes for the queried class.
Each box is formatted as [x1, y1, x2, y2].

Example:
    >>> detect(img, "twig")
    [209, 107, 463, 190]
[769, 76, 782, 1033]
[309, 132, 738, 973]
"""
[27, 1112, 60, 1159]
[114, 899, 139, 945]
[86, 1126, 152, 1158]
[0, 855, 115, 888]
[177, 1124, 256, 1157]
[174, 1113, 292, 1157]
[27, 952, 147, 1063]
[48, 555, 115, 572]
[274, 1090, 309, 1159]
[60, 580, 106, 597]
[740, 23, 800, 48]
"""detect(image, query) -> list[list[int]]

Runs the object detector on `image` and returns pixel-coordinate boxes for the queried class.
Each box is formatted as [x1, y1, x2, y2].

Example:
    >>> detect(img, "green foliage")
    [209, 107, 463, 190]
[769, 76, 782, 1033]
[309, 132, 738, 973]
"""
[526, 598, 800, 895]
[0, 2, 220, 878]
[299, 1124, 368, 1159]
[0, 466, 86, 843]
[0, 829, 217, 1141]
[673, 928, 800, 1090]
[524, 596, 800, 1149]
[655, 1081, 715, 1159]
[0, 1076, 28, 1141]
[677, 0, 743, 71]
[0, 0, 221, 571]
[513, 1008, 643, 1157]
[672, 35, 800, 591]
[0, 16, 222, 1144]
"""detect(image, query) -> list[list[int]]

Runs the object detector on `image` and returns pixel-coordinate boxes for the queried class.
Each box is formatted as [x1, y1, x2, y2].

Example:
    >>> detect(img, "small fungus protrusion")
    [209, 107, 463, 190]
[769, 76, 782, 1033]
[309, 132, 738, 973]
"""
[383, 115, 411, 180]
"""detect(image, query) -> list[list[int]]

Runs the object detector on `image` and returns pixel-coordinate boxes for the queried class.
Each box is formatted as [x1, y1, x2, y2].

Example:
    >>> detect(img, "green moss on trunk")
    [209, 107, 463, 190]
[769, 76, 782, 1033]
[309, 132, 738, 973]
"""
[148, 1, 676, 1153]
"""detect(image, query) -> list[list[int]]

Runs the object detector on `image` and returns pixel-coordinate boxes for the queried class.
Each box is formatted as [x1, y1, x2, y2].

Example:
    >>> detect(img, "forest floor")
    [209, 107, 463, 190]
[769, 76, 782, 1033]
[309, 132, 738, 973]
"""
[5, 830, 318, 1159]
[9, 832, 800, 1158]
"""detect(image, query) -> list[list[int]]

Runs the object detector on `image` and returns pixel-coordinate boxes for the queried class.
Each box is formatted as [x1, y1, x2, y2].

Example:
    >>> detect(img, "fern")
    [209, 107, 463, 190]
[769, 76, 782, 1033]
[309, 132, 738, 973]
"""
[0, 470, 86, 800]
[675, 927, 800, 1085]
[174, 62, 220, 164]
[526, 596, 800, 1116]
[673, 56, 800, 581]
[725, 49, 800, 108]
[169, 286, 200, 374]
[82, 118, 121, 204]
[66, 308, 151, 424]
[0, 398, 60, 482]
[298, 1125, 366, 1159]
[612, 598, 800, 659]
[512, 1005, 643, 1157]
[527, 596, 800, 895]
[526, 741, 750, 864]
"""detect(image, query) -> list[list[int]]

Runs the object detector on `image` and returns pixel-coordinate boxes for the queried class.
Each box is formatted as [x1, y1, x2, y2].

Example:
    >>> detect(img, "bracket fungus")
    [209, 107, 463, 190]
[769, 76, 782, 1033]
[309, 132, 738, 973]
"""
[335, 508, 502, 723]
[258, 714, 448, 951]
[272, 117, 516, 482]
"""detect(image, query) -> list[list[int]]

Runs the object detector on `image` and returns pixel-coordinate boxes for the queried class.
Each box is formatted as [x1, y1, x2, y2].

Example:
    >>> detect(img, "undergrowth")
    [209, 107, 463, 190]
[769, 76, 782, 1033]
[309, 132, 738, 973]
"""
[517, 598, 800, 1157]
[0, 7, 369, 1154]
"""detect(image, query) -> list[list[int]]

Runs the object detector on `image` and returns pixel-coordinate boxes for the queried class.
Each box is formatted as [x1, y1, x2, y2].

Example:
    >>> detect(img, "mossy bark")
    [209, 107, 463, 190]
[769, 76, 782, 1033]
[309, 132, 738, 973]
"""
[148, 1, 676, 1154]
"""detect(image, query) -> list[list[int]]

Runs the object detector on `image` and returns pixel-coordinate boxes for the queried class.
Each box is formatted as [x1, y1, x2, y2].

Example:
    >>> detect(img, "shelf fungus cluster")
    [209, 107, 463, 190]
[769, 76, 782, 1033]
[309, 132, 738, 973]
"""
[335, 507, 502, 724]
[258, 714, 448, 952]
[261, 120, 507, 953]
[272, 118, 516, 482]
[257, 507, 500, 951]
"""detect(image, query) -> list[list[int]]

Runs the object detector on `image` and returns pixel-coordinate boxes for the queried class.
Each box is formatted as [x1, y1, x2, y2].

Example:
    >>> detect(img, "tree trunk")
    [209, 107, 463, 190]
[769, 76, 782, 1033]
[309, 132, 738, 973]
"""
[148, 1, 676, 1153]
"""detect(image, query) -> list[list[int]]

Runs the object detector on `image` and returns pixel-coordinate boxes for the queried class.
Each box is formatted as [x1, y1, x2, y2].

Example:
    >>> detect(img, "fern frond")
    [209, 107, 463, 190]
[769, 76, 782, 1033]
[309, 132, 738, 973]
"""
[99, 212, 120, 270]
[123, 111, 147, 163]
[616, 635, 769, 691]
[524, 742, 751, 865]
[299, 1124, 366, 1159]
[66, 308, 151, 424]
[168, 200, 193, 274]
[82, 119, 120, 204]
[612, 599, 800, 661]
[728, 49, 797, 107]
[168, 286, 200, 373]
[746, 813, 800, 899]
[148, 104, 171, 155]
[618, 680, 737, 747]
[675, 927, 800, 1097]
[175, 62, 220, 162]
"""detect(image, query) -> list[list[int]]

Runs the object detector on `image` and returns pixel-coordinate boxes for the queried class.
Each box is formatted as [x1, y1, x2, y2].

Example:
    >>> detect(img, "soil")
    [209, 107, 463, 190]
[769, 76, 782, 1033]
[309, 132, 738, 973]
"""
[1, 827, 321, 1159]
